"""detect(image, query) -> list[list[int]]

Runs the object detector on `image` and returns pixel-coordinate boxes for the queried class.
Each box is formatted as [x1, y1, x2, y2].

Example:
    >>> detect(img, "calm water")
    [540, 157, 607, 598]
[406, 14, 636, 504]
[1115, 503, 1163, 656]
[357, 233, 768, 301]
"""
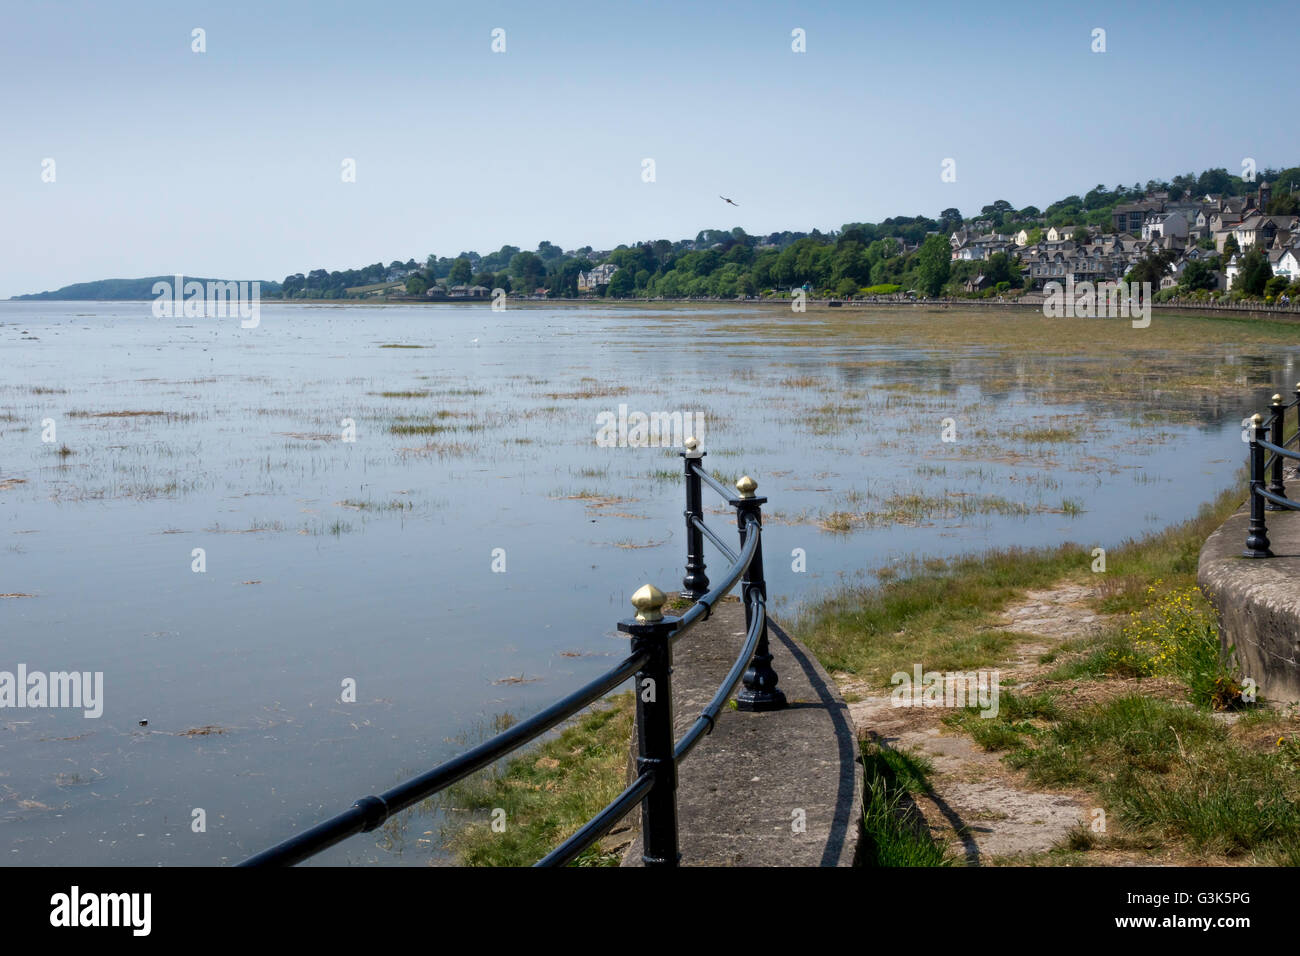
[0, 300, 1292, 865]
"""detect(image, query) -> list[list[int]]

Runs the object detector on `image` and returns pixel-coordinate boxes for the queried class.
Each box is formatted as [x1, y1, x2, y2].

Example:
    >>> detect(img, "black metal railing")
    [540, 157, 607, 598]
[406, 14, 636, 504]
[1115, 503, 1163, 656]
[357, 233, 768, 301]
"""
[239, 437, 784, 867]
[1244, 385, 1300, 558]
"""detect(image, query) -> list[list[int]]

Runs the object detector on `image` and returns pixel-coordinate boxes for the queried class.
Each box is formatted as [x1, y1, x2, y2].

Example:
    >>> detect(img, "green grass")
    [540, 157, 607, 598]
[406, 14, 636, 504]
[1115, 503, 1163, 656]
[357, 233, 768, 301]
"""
[792, 542, 1084, 682]
[795, 483, 1247, 685]
[437, 694, 635, 866]
[942, 690, 1062, 752]
[795, 480, 1300, 864]
[1005, 696, 1300, 862]
[859, 743, 951, 867]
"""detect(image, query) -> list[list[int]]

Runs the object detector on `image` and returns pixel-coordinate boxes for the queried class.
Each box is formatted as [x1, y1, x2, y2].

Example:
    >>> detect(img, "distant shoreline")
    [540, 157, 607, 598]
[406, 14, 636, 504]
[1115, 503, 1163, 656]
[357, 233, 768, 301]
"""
[8, 296, 1300, 321]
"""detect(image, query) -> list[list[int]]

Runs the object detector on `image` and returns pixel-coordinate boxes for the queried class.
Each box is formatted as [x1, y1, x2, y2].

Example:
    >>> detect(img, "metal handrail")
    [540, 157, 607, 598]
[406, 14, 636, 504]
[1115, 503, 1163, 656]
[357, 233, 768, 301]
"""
[690, 513, 738, 564]
[671, 516, 759, 646]
[1257, 438, 1300, 461]
[1244, 391, 1300, 558]
[240, 648, 649, 867]
[690, 461, 738, 503]
[1255, 486, 1300, 511]
[535, 772, 655, 867]
[240, 442, 785, 868]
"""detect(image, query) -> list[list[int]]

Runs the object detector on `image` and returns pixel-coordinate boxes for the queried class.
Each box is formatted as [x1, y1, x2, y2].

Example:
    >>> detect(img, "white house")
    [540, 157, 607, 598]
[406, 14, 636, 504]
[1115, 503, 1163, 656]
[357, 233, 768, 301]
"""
[1141, 211, 1188, 241]
[1270, 247, 1300, 281]
[577, 263, 619, 292]
[1046, 225, 1083, 242]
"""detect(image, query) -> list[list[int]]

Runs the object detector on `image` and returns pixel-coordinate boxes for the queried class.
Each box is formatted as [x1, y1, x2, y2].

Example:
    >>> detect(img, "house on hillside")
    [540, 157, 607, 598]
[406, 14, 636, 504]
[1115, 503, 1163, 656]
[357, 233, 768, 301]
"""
[1141, 211, 1188, 240]
[577, 263, 619, 292]
[1270, 247, 1300, 281]
[1112, 200, 1164, 235]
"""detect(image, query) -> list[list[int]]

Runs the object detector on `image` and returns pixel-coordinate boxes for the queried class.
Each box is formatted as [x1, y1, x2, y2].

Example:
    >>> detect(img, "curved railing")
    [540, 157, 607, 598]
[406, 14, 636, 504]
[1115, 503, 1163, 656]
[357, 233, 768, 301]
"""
[1243, 388, 1300, 558]
[239, 437, 785, 867]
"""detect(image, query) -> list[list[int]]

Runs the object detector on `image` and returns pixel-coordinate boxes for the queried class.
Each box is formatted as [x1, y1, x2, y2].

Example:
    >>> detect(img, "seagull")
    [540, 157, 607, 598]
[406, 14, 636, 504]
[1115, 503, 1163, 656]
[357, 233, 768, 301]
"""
[720, 196, 739, 206]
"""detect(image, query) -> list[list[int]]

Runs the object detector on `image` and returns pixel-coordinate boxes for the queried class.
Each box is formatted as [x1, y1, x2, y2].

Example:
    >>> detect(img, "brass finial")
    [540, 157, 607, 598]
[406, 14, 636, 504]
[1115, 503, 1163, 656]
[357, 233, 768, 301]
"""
[683, 436, 704, 459]
[1273, 394, 1283, 404]
[1252, 413, 1263, 426]
[630, 583, 666, 623]
[736, 475, 757, 499]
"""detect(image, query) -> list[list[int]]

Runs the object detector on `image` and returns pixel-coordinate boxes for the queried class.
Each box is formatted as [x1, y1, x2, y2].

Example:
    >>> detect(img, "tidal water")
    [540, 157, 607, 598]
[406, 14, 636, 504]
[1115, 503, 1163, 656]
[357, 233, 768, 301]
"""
[0, 300, 1293, 865]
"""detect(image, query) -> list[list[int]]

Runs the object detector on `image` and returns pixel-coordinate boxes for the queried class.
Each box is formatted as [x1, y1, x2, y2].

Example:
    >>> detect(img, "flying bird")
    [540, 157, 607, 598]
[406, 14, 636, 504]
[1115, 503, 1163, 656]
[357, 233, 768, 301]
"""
[720, 195, 739, 206]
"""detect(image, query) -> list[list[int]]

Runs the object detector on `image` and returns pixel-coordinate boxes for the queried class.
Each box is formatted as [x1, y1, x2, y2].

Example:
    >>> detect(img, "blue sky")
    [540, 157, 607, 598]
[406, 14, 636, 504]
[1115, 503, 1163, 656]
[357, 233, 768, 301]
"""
[1, 0, 1292, 297]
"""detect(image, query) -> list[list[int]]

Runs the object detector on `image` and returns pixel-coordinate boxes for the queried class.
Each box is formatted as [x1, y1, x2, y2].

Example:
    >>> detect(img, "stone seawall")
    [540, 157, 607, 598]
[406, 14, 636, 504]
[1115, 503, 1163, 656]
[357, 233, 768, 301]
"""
[1198, 506, 1300, 704]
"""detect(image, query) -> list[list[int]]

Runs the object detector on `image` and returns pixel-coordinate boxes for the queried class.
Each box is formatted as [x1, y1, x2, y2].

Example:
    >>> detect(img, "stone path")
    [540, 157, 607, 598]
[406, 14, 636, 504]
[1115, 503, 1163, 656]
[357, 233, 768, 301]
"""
[620, 597, 861, 866]
[836, 582, 1114, 864]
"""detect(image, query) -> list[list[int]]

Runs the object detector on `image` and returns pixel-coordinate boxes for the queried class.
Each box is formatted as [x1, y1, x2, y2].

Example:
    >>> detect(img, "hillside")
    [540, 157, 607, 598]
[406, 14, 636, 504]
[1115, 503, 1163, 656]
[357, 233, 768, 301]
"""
[11, 276, 282, 301]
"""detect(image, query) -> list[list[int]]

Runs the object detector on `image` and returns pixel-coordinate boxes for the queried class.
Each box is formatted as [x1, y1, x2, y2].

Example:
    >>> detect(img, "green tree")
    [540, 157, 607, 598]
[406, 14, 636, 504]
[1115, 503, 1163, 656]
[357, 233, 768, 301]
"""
[607, 268, 635, 298]
[983, 252, 1019, 287]
[1127, 250, 1176, 287]
[1238, 249, 1272, 295]
[1180, 259, 1217, 292]
[509, 251, 544, 290]
[448, 257, 473, 285]
[405, 275, 428, 296]
[1265, 275, 1289, 298]
[915, 234, 951, 296]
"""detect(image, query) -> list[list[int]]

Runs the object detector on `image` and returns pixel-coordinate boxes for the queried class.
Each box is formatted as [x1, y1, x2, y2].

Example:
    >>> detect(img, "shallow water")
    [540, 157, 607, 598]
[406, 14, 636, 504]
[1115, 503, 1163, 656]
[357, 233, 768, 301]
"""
[0, 300, 1293, 865]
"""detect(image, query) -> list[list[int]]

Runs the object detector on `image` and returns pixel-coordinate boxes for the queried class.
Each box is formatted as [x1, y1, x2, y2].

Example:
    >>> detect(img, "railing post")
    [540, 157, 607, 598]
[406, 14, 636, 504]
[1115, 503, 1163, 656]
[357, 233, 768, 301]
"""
[1267, 394, 1287, 510]
[1245, 412, 1273, 558]
[732, 475, 786, 711]
[618, 583, 680, 867]
[681, 437, 709, 600]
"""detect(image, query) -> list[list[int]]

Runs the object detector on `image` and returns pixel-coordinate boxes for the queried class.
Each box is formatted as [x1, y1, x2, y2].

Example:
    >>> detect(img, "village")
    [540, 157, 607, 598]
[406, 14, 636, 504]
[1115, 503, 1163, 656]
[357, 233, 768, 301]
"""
[950, 180, 1298, 298]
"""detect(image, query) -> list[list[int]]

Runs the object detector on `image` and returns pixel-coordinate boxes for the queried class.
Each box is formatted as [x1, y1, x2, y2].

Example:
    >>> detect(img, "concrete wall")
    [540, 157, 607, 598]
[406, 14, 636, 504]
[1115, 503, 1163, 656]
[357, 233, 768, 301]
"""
[1198, 507, 1300, 704]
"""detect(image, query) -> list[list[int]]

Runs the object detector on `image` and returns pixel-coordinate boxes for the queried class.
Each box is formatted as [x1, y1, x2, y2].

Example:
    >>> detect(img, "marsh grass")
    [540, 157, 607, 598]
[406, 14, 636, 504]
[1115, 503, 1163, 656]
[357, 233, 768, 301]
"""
[395, 437, 478, 459]
[336, 498, 414, 512]
[817, 491, 1035, 532]
[1017, 425, 1086, 444]
[388, 417, 484, 436]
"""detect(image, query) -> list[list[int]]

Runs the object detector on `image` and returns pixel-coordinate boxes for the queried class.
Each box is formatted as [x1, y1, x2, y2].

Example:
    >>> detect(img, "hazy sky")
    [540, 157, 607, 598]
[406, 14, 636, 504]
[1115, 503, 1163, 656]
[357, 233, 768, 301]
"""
[1, 0, 1292, 298]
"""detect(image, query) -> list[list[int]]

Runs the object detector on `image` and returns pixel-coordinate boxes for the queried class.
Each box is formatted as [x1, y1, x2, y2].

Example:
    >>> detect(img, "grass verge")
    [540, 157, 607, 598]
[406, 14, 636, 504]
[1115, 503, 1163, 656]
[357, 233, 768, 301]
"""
[437, 693, 635, 866]
[859, 742, 952, 866]
[797, 481, 1300, 865]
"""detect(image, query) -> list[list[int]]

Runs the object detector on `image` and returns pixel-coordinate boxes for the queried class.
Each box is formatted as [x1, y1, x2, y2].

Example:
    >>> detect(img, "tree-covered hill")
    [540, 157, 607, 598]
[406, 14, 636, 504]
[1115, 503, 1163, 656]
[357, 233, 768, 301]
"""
[12, 276, 282, 301]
